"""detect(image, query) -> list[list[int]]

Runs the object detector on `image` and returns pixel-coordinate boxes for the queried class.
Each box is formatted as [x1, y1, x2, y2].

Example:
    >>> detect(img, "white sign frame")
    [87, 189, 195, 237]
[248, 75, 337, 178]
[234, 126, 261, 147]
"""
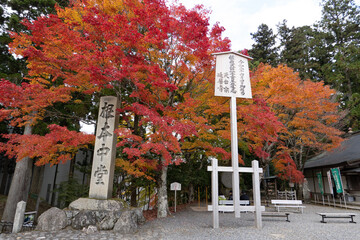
[214, 52, 252, 99]
[171, 182, 181, 212]
[170, 182, 181, 191]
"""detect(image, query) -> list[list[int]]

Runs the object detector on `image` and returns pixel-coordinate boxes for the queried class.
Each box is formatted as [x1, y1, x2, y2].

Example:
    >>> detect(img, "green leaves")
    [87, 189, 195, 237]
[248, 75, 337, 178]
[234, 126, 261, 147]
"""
[249, 23, 278, 67]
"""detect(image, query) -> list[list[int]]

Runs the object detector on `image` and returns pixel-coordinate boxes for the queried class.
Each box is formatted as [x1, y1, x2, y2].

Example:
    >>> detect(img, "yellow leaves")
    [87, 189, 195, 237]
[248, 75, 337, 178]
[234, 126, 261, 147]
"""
[87, 0, 127, 16]
[9, 32, 33, 57]
[116, 158, 155, 180]
[57, 3, 86, 27]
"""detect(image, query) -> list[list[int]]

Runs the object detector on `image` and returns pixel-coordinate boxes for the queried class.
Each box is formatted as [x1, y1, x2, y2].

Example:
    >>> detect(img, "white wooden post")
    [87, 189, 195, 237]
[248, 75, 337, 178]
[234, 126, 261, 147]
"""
[252, 160, 262, 229]
[230, 96, 240, 218]
[210, 51, 254, 228]
[208, 159, 264, 229]
[211, 158, 219, 228]
[170, 182, 181, 213]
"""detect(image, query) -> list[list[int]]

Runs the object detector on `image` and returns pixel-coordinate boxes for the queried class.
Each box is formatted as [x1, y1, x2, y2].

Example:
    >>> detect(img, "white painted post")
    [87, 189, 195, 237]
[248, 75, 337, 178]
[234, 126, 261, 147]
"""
[12, 201, 26, 233]
[170, 182, 181, 213]
[211, 158, 219, 228]
[212, 51, 253, 227]
[174, 190, 177, 212]
[252, 160, 262, 229]
[230, 96, 240, 218]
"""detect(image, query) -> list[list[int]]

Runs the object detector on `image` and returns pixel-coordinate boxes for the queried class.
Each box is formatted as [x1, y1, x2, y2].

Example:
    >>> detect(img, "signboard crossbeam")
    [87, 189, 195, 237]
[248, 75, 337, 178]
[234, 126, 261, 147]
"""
[208, 158, 263, 229]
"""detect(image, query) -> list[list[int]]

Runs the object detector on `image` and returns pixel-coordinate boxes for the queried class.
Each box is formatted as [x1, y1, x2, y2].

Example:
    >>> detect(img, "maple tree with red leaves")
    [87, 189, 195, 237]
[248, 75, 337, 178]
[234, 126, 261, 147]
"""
[4, 0, 231, 218]
[0, 124, 94, 166]
[0, 80, 71, 126]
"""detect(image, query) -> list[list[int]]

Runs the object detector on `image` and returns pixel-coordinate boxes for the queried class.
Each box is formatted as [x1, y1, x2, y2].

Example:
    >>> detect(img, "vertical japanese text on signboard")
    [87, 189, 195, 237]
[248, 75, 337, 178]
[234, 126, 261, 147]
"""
[214, 52, 252, 99]
[94, 101, 114, 185]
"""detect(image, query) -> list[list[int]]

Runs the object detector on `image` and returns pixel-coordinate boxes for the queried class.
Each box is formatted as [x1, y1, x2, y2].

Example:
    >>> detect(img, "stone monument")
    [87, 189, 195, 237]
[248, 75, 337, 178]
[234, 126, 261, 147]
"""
[36, 96, 145, 232]
[12, 201, 26, 233]
[89, 96, 119, 199]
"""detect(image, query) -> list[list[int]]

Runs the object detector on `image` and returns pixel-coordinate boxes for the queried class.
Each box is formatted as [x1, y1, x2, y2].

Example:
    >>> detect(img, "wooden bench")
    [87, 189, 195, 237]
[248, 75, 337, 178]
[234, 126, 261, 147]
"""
[218, 200, 250, 213]
[208, 200, 265, 213]
[219, 200, 250, 206]
[317, 212, 357, 223]
[262, 212, 290, 222]
[271, 200, 305, 213]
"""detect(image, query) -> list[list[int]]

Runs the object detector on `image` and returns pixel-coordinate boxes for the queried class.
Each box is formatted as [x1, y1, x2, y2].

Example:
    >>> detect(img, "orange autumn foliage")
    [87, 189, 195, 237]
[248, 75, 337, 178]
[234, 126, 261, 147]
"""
[0, 124, 94, 165]
[251, 64, 343, 182]
[0, 80, 71, 127]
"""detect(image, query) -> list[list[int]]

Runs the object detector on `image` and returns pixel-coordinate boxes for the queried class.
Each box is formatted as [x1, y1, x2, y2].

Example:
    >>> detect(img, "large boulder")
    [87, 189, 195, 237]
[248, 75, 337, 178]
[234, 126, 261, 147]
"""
[113, 211, 138, 234]
[71, 210, 97, 230]
[98, 211, 122, 230]
[36, 199, 145, 232]
[36, 207, 68, 231]
[69, 198, 123, 211]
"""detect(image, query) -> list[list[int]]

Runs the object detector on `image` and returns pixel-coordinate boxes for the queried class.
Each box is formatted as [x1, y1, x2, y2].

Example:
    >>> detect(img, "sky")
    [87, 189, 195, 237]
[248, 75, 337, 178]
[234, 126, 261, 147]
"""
[178, 0, 325, 51]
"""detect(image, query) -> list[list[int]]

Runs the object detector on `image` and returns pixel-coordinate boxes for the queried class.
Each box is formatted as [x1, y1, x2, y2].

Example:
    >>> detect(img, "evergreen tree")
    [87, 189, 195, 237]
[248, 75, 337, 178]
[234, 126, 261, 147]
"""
[277, 20, 334, 82]
[249, 23, 278, 67]
[319, 0, 360, 130]
[278, 21, 310, 79]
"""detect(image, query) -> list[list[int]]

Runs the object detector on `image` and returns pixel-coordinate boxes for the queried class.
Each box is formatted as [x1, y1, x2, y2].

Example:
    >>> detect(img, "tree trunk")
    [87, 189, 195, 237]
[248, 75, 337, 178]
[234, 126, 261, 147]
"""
[30, 165, 44, 195]
[188, 183, 194, 203]
[130, 183, 137, 207]
[68, 155, 76, 179]
[0, 158, 10, 194]
[34, 166, 45, 221]
[1, 123, 33, 222]
[51, 164, 59, 206]
[157, 164, 169, 218]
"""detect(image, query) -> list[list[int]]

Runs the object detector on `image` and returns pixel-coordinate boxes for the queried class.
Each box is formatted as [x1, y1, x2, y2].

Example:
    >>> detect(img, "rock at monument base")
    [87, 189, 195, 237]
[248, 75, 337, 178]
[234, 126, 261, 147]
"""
[133, 208, 146, 225]
[37, 199, 145, 232]
[113, 211, 138, 234]
[71, 211, 97, 230]
[36, 207, 68, 231]
[98, 211, 122, 230]
[82, 225, 98, 234]
[69, 198, 123, 211]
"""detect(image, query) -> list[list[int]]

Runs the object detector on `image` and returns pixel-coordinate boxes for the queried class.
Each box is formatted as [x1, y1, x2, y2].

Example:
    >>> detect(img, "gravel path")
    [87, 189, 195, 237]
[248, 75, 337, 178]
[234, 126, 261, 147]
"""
[1, 204, 360, 239]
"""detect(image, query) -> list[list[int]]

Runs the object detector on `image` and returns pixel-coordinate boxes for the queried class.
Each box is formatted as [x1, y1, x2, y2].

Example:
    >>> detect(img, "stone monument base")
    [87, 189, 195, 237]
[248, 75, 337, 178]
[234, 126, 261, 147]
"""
[36, 198, 145, 233]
